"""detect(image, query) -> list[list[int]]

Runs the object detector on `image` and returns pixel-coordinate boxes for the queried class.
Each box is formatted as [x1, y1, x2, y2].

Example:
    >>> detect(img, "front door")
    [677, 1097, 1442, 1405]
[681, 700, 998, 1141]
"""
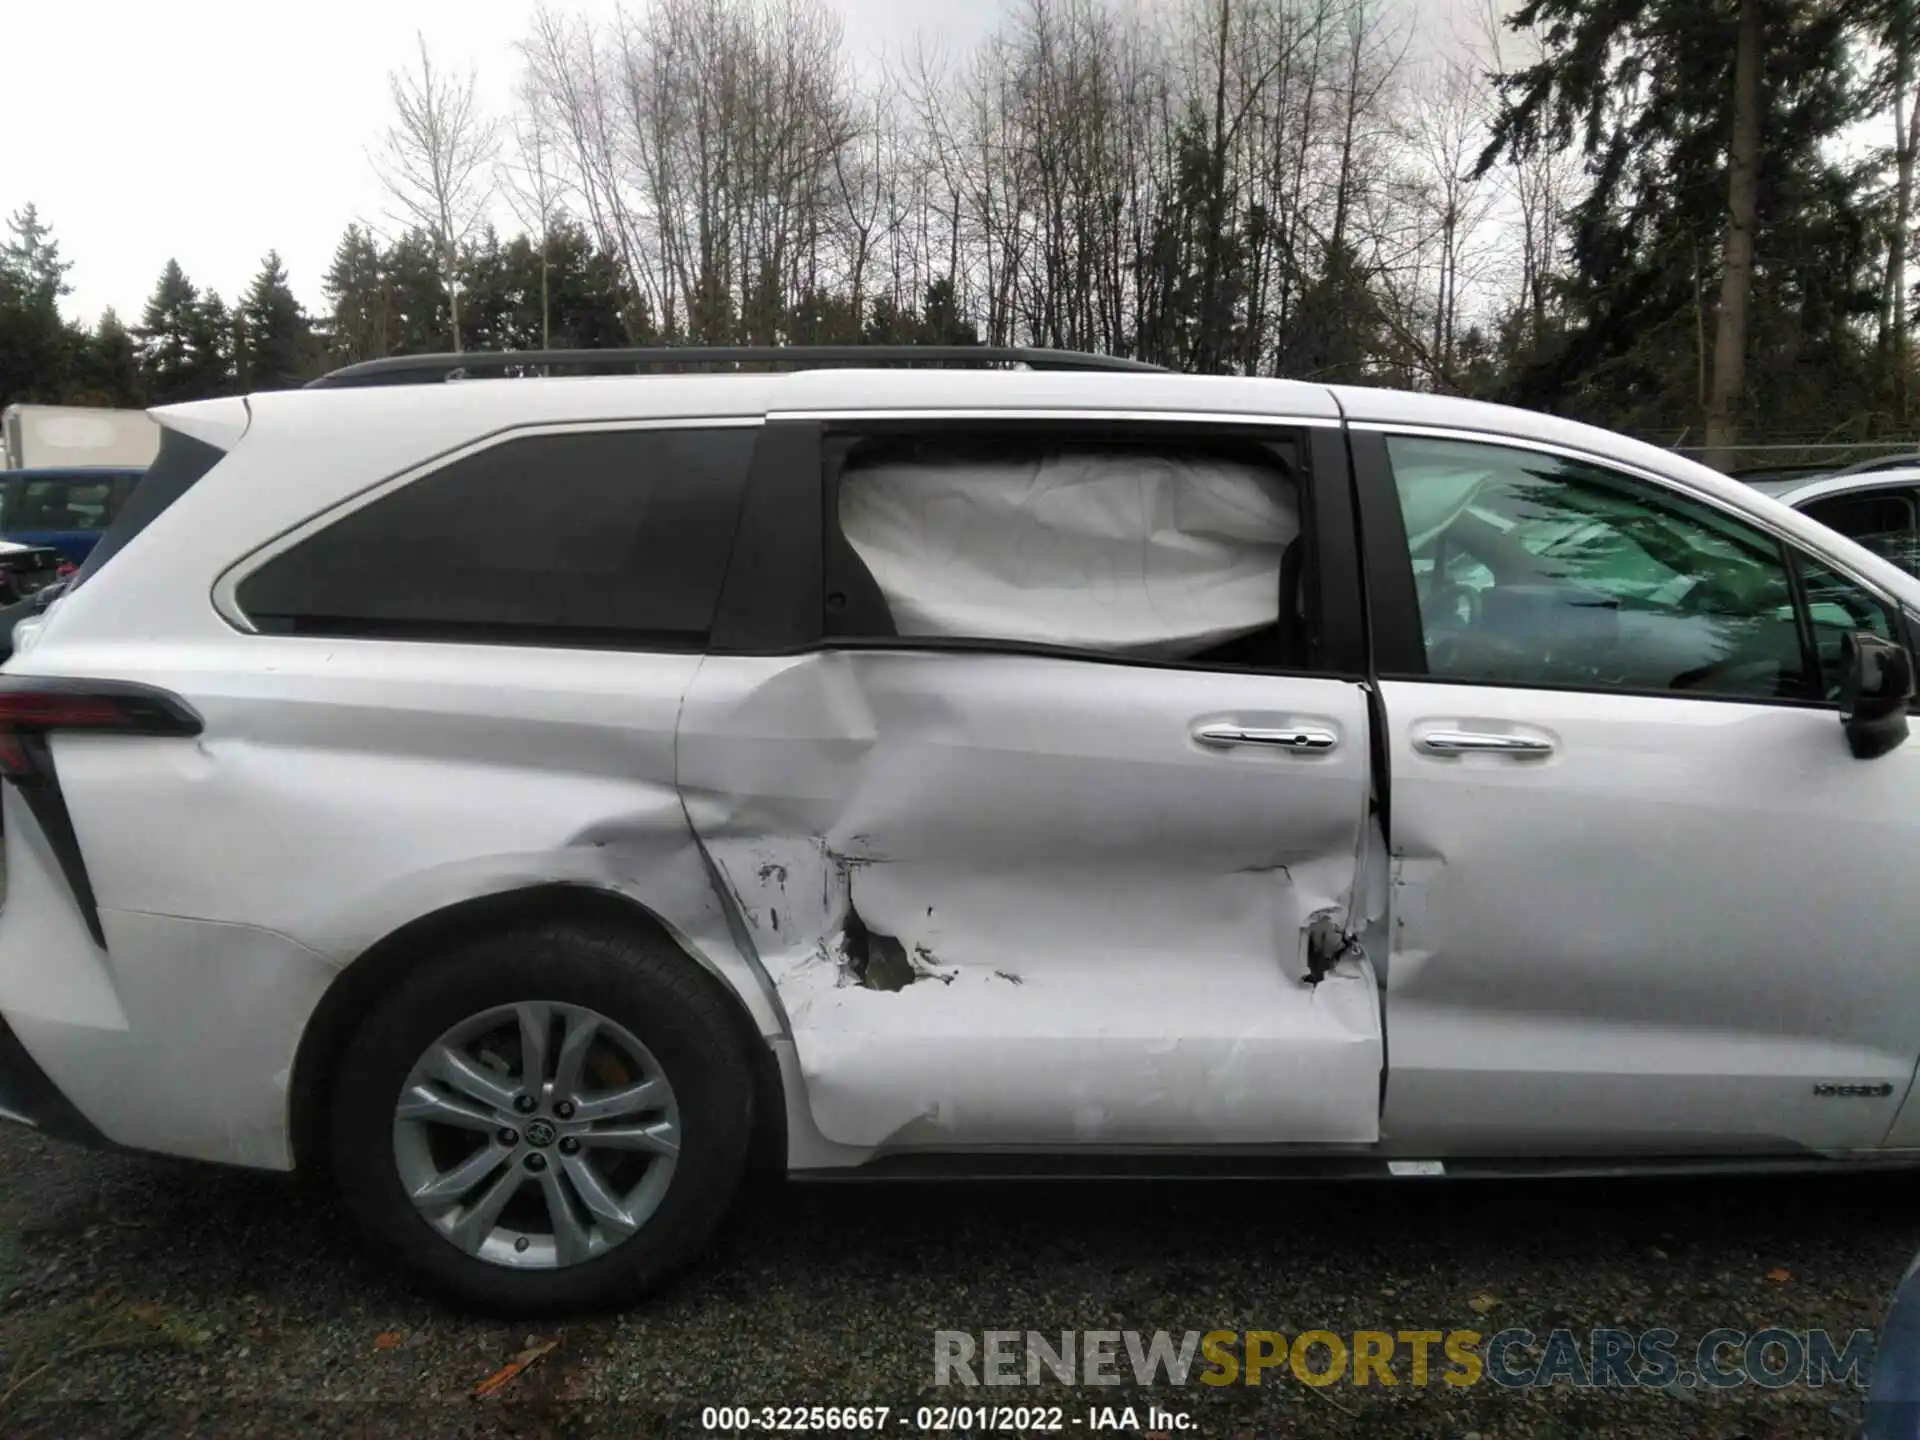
[1358, 428, 1920, 1155]
[678, 414, 1383, 1152]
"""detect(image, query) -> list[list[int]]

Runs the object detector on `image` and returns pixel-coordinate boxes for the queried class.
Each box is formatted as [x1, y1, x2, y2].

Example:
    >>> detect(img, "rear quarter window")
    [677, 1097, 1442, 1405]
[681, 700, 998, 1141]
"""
[1802, 490, 1916, 542]
[234, 425, 757, 649]
[1800, 489, 1920, 575]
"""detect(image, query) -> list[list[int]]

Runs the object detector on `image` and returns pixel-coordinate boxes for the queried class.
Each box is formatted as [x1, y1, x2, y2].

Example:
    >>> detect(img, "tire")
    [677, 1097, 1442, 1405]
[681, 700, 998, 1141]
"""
[329, 918, 757, 1315]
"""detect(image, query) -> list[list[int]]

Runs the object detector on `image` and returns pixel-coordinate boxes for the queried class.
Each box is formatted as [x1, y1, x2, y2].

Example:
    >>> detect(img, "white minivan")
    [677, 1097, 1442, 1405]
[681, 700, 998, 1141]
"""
[1, 346, 1917, 1314]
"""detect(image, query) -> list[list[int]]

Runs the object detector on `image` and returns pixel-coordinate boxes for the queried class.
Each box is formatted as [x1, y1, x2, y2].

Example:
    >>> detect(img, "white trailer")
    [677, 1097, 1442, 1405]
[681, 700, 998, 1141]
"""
[2, 404, 161, 470]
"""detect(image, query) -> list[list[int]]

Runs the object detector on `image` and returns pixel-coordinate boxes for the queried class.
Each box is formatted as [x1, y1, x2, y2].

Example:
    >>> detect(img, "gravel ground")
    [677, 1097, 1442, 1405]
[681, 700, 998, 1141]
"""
[0, 1126, 1914, 1440]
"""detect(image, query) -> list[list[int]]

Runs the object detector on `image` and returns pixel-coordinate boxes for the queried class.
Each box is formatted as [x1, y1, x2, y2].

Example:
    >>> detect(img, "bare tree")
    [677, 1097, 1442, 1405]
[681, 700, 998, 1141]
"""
[521, 6, 657, 334]
[374, 34, 500, 351]
[1369, 57, 1501, 390]
[500, 79, 567, 349]
[903, 41, 973, 305]
[833, 79, 904, 327]
[1477, 0, 1573, 359]
[522, 0, 863, 342]
[511, 0, 1437, 374]
[1326, 0, 1401, 255]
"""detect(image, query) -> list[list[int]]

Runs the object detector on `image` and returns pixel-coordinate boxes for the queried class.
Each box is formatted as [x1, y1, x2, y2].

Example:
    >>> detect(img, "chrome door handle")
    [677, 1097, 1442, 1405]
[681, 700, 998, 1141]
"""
[1192, 723, 1339, 752]
[1416, 729, 1555, 756]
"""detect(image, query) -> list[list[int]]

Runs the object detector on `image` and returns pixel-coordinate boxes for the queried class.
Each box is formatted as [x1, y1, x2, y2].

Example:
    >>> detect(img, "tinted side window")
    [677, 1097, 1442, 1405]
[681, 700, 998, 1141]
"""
[1802, 489, 1920, 575]
[13, 477, 116, 530]
[1385, 435, 1817, 701]
[237, 426, 756, 648]
[1797, 554, 1897, 699]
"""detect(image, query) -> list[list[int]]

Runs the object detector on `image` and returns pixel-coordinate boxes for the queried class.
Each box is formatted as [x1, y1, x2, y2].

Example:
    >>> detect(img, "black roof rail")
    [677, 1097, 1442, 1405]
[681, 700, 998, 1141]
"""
[1831, 452, 1920, 477]
[306, 345, 1166, 389]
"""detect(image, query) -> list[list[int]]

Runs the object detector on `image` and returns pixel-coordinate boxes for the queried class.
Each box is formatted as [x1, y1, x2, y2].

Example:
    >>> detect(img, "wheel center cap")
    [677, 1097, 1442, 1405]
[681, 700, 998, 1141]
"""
[523, 1118, 557, 1148]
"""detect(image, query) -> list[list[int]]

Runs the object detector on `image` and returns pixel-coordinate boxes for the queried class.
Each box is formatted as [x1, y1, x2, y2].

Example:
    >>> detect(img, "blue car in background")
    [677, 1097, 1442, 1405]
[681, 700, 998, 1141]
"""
[0, 467, 144, 566]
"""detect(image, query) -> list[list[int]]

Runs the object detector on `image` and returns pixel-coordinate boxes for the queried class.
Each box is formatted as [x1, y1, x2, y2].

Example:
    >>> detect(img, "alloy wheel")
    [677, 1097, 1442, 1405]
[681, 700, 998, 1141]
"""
[391, 1001, 680, 1269]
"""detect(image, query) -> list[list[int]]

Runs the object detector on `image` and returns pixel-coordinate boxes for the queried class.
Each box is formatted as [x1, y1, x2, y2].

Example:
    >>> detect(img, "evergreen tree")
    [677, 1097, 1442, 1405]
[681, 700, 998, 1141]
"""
[1482, 0, 1872, 455]
[237, 252, 316, 390]
[489, 224, 633, 352]
[919, 277, 978, 347]
[69, 308, 144, 408]
[1, 204, 71, 301]
[385, 230, 453, 352]
[862, 294, 915, 345]
[322, 225, 392, 364]
[137, 259, 230, 404]
[137, 259, 198, 402]
[688, 258, 738, 345]
[1285, 241, 1385, 383]
[0, 204, 81, 408]
[857, 283, 981, 348]
[623, 290, 660, 347]
[192, 290, 235, 399]
[551, 225, 637, 349]
[784, 287, 862, 345]
[456, 227, 513, 352]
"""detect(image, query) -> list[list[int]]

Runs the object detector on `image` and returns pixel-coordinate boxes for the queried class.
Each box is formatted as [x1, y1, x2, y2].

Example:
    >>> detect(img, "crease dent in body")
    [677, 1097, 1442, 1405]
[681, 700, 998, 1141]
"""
[1388, 850, 1447, 991]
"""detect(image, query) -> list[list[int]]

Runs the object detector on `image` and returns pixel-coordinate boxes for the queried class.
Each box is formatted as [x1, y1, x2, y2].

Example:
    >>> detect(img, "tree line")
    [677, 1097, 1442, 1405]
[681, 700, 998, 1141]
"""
[0, 207, 644, 409]
[1, 0, 1916, 471]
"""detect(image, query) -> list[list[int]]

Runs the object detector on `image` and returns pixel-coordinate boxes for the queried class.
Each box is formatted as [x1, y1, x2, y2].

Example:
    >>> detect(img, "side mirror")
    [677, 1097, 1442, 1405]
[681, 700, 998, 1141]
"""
[1839, 632, 1914, 760]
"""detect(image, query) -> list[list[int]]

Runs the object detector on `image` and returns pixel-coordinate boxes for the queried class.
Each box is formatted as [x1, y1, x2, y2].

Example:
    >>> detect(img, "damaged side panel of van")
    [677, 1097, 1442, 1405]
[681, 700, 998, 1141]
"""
[678, 650, 1382, 1153]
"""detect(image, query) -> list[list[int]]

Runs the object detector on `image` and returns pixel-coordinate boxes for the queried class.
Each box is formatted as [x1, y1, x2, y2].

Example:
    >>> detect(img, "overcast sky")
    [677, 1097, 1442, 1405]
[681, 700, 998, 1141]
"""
[4, 0, 1479, 328]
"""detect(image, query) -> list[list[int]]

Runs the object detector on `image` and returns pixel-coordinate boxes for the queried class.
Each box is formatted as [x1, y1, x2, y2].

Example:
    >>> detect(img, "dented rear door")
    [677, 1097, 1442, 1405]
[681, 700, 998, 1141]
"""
[678, 413, 1382, 1153]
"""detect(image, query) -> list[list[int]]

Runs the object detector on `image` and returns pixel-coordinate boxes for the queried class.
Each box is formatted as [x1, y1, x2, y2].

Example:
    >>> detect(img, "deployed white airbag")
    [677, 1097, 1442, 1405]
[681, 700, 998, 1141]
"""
[839, 447, 1298, 659]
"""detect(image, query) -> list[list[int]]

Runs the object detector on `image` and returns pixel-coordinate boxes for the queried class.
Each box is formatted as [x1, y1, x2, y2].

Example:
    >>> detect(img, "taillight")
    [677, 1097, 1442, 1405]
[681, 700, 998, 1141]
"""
[0, 677, 201, 781]
[0, 678, 201, 951]
[0, 694, 134, 727]
[54, 561, 75, 579]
